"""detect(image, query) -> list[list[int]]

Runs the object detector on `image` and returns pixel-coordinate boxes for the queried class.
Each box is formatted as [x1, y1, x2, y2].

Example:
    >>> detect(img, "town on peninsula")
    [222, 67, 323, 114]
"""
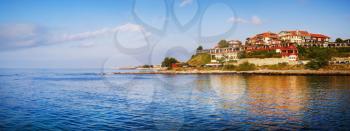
[116, 30, 350, 75]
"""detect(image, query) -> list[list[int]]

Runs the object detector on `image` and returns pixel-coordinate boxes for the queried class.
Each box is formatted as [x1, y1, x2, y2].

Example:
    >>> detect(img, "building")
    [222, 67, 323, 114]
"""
[345, 39, 350, 43]
[196, 40, 242, 63]
[200, 46, 241, 63]
[275, 45, 299, 61]
[279, 30, 311, 44]
[279, 30, 330, 44]
[246, 32, 281, 45]
[208, 47, 241, 63]
[244, 44, 299, 61]
[329, 57, 350, 65]
[310, 33, 330, 43]
[227, 40, 242, 48]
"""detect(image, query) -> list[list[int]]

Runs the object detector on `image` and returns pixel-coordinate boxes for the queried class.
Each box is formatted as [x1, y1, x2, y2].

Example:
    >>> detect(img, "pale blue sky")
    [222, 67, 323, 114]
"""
[0, 0, 349, 68]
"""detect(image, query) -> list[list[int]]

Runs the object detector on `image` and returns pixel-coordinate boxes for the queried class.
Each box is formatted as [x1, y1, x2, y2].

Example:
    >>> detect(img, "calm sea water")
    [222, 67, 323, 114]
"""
[0, 69, 350, 130]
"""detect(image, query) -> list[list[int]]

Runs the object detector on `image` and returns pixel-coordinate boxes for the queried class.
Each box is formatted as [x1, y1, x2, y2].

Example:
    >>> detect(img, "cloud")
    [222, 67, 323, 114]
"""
[179, 0, 193, 7]
[0, 24, 48, 50]
[54, 23, 145, 43]
[227, 16, 263, 25]
[0, 23, 147, 51]
[71, 42, 96, 48]
[227, 17, 248, 24]
[251, 16, 262, 25]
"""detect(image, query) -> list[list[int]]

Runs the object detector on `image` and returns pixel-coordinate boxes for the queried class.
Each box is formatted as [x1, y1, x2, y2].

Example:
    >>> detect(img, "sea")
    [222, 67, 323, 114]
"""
[0, 68, 350, 130]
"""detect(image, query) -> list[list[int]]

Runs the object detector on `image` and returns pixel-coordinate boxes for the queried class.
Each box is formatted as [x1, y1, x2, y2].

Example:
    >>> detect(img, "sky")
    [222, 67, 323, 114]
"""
[0, 0, 349, 68]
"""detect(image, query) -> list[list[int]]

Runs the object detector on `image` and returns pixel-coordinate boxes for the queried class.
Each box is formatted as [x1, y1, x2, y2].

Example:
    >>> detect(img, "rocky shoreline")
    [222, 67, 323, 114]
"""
[111, 70, 350, 76]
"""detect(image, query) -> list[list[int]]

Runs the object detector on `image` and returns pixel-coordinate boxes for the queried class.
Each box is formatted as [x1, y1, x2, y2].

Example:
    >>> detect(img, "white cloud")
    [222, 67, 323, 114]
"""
[251, 16, 262, 25]
[71, 42, 96, 48]
[0, 24, 46, 50]
[55, 23, 145, 43]
[0, 23, 148, 51]
[179, 0, 193, 7]
[227, 16, 263, 25]
[117, 23, 144, 32]
[57, 28, 110, 43]
[0, 24, 37, 39]
[227, 17, 248, 24]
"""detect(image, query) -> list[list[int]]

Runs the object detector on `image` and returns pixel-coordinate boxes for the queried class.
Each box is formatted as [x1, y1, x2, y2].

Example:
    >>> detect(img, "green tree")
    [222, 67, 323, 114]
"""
[297, 45, 307, 59]
[196, 45, 203, 51]
[161, 57, 179, 69]
[243, 50, 280, 58]
[304, 47, 337, 70]
[238, 51, 246, 58]
[346, 39, 350, 43]
[142, 65, 153, 68]
[218, 40, 229, 48]
[222, 64, 236, 71]
[335, 38, 343, 43]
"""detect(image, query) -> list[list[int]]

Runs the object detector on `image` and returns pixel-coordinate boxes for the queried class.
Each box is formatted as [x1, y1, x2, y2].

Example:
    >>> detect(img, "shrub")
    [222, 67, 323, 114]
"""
[335, 47, 350, 57]
[335, 38, 344, 43]
[304, 47, 337, 70]
[142, 65, 153, 68]
[218, 40, 229, 48]
[305, 60, 326, 70]
[297, 45, 307, 59]
[265, 62, 289, 70]
[161, 57, 179, 69]
[228, 60, 238, 63]
[196, 46, 203, 51]
[236, 62, 256, 71]
[222, 64, 236, 70]
[297, 46, 339, 70]
[241, 50, 281, 58]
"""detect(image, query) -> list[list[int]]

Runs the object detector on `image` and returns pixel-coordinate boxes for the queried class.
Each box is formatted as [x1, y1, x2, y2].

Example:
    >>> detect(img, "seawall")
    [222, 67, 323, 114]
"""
[110, 70, 350, 76]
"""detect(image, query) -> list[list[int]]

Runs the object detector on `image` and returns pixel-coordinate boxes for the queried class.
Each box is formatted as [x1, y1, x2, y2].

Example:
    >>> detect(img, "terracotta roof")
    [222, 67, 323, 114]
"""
[310, 33, 330, 38]
[256, 32, 279, 38]
[277, 45, 298, 50]
[282, 30, 310, 37]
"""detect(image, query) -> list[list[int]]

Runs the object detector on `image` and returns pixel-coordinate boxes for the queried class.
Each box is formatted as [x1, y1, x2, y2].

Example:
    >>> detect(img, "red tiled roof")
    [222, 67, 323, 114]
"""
[258, 32, 278, 38]
[310, 33, 330, 38]
[277, 45, 298, 50]
[284, 30, 310, 37]
[281, 30, 330, 39]
[249, 32, 279, 40]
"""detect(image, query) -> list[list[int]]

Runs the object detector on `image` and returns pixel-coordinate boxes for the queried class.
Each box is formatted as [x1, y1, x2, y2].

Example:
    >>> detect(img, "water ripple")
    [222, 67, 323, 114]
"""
[0, 69, 350, 130]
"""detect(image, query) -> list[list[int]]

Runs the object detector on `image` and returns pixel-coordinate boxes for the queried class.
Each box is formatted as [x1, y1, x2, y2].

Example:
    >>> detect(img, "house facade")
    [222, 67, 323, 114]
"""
[208, 47, 241, 63]
[310, 33, 330, 43]
[198, 46, 241, 63]
[244, 44, 299, 61]
[197, 39, 299, 63]
[278, 30, 330, 44]
[194, 30, 336, 65]
[227, 40, 242, 47]
[279, 30, 311, 44]
[246, 32, 281, 45]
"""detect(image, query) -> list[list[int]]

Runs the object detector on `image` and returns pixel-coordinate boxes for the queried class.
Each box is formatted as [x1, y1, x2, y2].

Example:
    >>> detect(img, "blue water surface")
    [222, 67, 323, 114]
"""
[0, 68, 350, 130]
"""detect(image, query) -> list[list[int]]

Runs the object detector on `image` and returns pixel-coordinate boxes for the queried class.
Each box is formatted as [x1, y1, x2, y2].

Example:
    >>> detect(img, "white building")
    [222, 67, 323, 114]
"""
[207, 47, 241, 63]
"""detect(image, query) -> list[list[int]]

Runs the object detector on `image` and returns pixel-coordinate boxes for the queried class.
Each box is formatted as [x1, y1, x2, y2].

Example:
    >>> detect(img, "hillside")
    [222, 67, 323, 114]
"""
[187, 53, 211, 67]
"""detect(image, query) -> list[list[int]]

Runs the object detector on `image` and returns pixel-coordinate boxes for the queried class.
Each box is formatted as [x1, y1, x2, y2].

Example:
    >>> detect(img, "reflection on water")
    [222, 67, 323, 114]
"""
[0, 69, 350, 130]
[246, 76, 308, 116]
[191, 75, 350, 130]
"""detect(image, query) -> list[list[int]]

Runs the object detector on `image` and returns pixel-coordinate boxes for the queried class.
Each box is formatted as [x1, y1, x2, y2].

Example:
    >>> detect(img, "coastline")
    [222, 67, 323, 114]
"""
[111, 70, 350, 76]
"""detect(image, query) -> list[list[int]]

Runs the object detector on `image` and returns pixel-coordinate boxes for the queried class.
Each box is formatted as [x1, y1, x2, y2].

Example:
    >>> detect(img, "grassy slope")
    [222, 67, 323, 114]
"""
[187, 53, 211, 67]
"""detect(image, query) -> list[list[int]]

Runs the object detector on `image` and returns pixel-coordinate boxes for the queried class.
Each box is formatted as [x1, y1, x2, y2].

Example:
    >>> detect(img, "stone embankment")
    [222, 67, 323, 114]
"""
[110, 70, 350, 76]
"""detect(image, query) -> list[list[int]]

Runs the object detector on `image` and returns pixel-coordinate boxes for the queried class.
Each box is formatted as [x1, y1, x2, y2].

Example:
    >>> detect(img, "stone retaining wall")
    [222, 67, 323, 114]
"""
[236, 58, 298, 66]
